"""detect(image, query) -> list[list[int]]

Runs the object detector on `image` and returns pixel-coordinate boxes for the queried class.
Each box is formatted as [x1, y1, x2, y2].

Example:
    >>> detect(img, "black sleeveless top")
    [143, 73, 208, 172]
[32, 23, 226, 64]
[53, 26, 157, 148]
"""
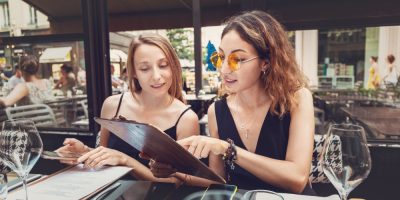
[107, 93, 191, 166]
[215, 98, 315, 195]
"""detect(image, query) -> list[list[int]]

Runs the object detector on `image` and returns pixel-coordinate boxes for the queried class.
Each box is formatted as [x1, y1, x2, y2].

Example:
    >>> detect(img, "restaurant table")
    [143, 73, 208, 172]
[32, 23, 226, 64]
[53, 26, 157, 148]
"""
[101, 180, 340, 200]
[7, 175, 340, 200]
[341, 106, 400, 137]
[185, 94, 217, 118]
[71, 118, 89, 129]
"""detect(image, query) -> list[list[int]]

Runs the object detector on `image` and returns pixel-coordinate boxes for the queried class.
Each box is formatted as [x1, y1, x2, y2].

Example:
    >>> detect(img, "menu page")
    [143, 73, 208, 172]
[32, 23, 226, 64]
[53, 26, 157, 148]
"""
[8, 164, 132, 200]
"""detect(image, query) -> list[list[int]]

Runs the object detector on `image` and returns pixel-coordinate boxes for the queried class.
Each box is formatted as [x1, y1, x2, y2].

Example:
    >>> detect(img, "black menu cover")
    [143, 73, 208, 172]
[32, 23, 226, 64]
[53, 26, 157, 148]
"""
[94, 117, 225, 183]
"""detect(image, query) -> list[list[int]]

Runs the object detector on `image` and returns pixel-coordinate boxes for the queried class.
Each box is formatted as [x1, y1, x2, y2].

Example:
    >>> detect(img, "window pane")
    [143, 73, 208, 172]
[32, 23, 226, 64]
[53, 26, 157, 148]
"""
[314, 26, 400, 145]
[0, 39, 89, 131]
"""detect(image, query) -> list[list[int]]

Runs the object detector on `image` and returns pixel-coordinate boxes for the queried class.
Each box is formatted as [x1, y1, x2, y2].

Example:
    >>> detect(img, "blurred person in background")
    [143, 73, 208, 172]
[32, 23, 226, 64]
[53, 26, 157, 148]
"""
[8, 64, 24, 89]
[55, 64, 76, 96]
[367, 56, 380, 89]
[77, 66, 86, 87]
[76, 66, 87, 94]
[110, 64, 122, 88]
[383, 54, 398, 86]
[120, 67, 129, 92]
[0, 55, 54, 107]
[0, 64, 13, 81]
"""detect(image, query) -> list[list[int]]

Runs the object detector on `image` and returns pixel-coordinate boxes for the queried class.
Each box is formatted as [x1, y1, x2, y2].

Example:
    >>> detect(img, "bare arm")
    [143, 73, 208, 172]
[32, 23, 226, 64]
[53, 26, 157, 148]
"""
[54, 77, 64, 89]
[0, 83, 29, 106]
[231, 88, 314, 193]
[207, 103, 226, 178]
[372, 65, 380, 86]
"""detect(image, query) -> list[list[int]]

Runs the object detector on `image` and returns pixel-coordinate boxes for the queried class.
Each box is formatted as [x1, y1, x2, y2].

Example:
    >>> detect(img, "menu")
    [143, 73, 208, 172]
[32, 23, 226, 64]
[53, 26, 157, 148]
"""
[8, 165, 132, 200]
[94, 117, 225, 183]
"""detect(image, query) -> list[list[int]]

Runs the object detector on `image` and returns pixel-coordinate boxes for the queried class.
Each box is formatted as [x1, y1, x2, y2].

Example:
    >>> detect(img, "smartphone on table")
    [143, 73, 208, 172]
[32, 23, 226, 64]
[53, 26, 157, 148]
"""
[41, 151, 81, 161]
[201, 184, 238, 200]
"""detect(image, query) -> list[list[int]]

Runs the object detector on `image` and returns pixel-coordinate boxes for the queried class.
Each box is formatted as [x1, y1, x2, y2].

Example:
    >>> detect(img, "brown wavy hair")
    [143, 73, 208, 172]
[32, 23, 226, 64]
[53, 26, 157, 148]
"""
[127, 33, 185, 103]
[222, 10, 307, 117]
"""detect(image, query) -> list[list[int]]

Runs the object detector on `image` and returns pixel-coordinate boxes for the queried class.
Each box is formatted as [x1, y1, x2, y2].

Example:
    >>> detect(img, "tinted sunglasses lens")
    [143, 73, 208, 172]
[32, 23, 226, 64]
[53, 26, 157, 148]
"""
[228, 53, 240, 71]
[210, 52, 222, 68]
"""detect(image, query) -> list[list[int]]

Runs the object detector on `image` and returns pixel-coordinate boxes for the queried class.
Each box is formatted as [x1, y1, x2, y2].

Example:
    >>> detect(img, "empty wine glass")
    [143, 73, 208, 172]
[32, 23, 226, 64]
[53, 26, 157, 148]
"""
[0, 174, 6, 200]
[0, 119, 43, 200]
[321, 124, 371, 200]
[242, 190, 283, 200]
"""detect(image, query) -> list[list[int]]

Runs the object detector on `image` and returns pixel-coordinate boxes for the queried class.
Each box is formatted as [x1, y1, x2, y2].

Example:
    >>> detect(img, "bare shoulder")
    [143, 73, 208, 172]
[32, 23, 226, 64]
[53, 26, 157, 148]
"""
[295, 88, 313, 103]
[291, 87, 313, 112]
[100, 94, 124, 118]
[207, 102, 216, 118]
[173, 99, 199, 123]
[15, 82, 28, 89]
[174, 99, 200, 138]
[102, 94, 123, 108]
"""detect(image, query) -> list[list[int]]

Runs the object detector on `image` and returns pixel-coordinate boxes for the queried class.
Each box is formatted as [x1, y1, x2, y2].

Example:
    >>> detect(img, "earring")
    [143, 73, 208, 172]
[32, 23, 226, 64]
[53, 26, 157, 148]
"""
[261, 67, 268, 77]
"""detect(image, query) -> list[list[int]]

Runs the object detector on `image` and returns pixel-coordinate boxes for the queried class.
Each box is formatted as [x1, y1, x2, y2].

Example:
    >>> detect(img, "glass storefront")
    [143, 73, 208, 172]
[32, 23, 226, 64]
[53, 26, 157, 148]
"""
[0, 37, 89, 131]
[313, 26, 400, 144]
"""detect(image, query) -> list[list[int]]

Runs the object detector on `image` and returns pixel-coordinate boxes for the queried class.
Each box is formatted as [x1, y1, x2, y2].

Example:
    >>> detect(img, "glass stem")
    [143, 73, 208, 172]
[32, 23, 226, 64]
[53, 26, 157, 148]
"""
[340, 191, 348, 200]
[22, 178, 28, 200]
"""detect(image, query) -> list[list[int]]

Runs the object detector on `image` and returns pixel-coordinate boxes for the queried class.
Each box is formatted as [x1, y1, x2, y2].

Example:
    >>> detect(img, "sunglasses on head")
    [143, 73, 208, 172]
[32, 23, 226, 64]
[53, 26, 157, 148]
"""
[210, 52, 259, 72]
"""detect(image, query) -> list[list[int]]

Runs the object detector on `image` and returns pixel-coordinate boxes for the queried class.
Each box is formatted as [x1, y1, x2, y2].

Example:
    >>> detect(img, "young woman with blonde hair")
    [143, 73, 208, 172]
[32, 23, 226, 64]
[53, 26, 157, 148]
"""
[59, 34, 199, 183]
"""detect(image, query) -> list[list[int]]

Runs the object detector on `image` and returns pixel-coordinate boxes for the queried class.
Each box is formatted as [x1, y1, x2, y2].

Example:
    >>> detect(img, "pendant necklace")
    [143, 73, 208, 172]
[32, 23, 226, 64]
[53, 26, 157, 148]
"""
[234, 96, 252, 139]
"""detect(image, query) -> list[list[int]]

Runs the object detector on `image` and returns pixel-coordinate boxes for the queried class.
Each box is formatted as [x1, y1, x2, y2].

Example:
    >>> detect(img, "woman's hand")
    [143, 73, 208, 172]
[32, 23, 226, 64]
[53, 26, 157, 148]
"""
[139, 152, 177, 178]
[177, 135, 229, 159]
[57, 138, 89, 154]
[77, 146, 128, 169]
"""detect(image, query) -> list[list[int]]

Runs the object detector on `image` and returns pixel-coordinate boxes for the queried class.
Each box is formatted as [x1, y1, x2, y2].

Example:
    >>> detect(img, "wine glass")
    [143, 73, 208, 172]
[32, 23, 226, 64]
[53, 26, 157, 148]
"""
[0, 119, 43, 200]
[242, 190, 283, 200]
[321, 124, 371, 200]
[0, 174, 7, 200]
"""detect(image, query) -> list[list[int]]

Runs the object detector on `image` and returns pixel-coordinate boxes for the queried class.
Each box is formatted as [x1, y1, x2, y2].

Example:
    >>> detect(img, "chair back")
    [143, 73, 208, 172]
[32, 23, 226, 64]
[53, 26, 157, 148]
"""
[309, 134, 343, 183]
[5, 104, 57, 127]
[78, 99, 88, 119]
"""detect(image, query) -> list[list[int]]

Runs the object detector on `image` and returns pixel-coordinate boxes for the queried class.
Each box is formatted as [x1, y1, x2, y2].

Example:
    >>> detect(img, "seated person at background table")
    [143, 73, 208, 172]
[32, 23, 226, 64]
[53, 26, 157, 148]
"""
[55, 64, 76, 96]
[1, 64, 24, 95]
[110, 64, 124, 89]
[58, 33, 200, 184]
[121, 67, 129, 92]
[0, 64, 13, 82]
[0, 55, 54, 107]
[7, 64, 24, 90]
[150, 10, 315, 194]
[76, 66, 87, 94]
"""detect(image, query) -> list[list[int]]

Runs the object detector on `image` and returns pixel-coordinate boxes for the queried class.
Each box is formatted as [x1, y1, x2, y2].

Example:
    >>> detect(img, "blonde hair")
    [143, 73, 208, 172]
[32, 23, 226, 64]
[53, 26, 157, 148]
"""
[126, 34, 185, 103]
[222, 10, 307, 116]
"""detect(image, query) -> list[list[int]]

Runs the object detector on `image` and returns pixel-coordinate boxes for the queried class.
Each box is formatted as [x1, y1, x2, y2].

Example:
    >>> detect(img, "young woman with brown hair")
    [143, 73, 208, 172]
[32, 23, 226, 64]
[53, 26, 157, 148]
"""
[153, 10, 315, 194]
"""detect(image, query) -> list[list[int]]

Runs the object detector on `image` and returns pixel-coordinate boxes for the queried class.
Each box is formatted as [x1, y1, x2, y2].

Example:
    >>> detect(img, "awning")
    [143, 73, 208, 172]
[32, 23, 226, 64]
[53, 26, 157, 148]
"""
[39, 47, 71, 63]
[110, 49, 127, 63]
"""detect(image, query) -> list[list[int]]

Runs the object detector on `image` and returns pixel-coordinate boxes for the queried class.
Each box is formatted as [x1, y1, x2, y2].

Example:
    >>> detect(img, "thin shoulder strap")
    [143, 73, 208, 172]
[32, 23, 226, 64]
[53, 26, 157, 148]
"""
[113, 92, 125, 119]
[175, 106, 192, 127]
